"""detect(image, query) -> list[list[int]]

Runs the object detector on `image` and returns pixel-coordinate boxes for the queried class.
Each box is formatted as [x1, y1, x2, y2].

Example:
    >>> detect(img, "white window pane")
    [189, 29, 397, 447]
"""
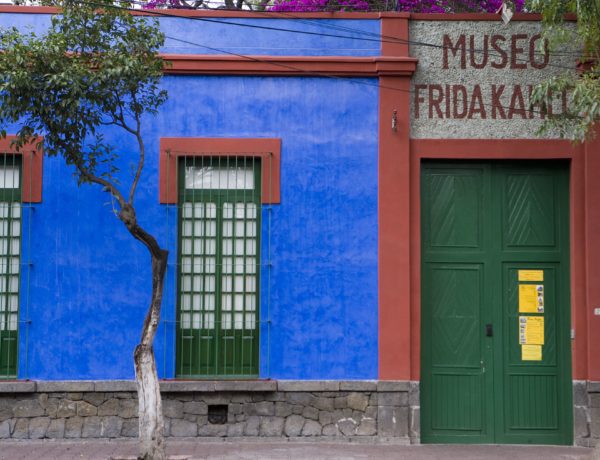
[192, 295, 202, 311]
[181, 257, 192, 273]
[185, 166, 254, 190]
[204, 313, 215, 329]
[206, 203, 217, 219]
[0, 204, 8, 219]
[192, 313, 202, 329]
[11, 203, 20, 218]
[181, 275, 191, 292]
[205, 221, 216, 237]
[191, 257, 203, 274]
[8, 295, 17, 312]
[222, 294, 232, 311]
[181, 313, 191, 329]
[9, 295, 18, 312]
[235, 221, 245, 237]
[193, 203, 204, 218]
[182, 221, 192, 237]
[235, 276, 244, 293]
[222, 275, 232, 292]
[181, 294, 191, 310]
[246, 222, 256, 237]
[234, 294, 244, 311]
[192, 275, 203, 291]
[246, 240, 256, 256]
[9, 276, 18, 293]
[234, 313, 244, 330]
[192, 239, 204, 255]
[246, 258, 256, 274]
[194, 221, 203, 236]
[182, 203, 193, 218]
[10, 239, 19, 256]
[11, 221, 20, 237]
[246, 295, 256, 311]
[204, 239, 216, 255]
[246, 276, 256, 292]
[246, 203, 257, 219]
[0, 318, 4, 331]
[205, 257, 216, 273]
[181, 239, 192, 255]
[223, 221, 233, 237]
[223, 203, 233, 219]
[205, 275, 215, 292]
[235, 257, 245, 274]
[8, 313, 17, 331]
[0, 297, 4, 311]
[245, 313, 256, 329]
[222, 257, 232, 274]
[204, 294, 215, 311]
[0, 239, 6, 254]
[222, 313, 232, 330]
[223, 239, 233, 256]
[0, 167, 19, 189]
[9, 257, 18, 274]
[235, 203, 245, 219]
[0, 222, 8, 237]
[235, 240, 244, 255]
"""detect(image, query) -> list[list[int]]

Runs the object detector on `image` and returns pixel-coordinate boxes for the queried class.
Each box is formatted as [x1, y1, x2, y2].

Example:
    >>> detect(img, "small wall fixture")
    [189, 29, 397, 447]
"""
[392, 110, 398, 131]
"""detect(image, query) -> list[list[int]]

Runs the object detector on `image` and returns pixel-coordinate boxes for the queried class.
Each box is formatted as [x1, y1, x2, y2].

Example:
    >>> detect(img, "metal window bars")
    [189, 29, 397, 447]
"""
[174, 155, 268, 378]
[0, 155, 22, 379]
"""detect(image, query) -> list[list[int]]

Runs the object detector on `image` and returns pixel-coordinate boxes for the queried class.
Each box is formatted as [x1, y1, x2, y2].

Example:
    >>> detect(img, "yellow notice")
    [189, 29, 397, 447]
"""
[518, 270, 544, 282]
[519, 316, 545, 345]
[522, 344, 542, 361]
[519, 284, 538, 313]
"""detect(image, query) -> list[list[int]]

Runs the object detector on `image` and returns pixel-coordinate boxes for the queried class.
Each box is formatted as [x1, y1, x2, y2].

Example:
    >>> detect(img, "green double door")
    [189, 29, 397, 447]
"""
[421, 161, 572, 445]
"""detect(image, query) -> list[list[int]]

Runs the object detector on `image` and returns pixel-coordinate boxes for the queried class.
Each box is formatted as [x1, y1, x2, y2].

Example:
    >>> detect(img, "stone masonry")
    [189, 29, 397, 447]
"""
[0, 380, 418, 442]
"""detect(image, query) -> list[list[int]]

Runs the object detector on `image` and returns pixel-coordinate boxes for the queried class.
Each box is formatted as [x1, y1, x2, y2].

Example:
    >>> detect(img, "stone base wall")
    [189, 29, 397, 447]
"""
[0, 380, 419, 442]
[575, 380, 600, 447]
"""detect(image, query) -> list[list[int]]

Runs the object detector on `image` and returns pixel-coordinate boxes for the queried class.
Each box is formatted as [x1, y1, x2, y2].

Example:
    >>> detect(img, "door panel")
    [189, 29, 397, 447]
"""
[421, 161, 572, 445]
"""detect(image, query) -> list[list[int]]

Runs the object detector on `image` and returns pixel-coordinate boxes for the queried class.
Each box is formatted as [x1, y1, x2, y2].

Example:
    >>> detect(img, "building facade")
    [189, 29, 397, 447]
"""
[0, 6, 598, 446]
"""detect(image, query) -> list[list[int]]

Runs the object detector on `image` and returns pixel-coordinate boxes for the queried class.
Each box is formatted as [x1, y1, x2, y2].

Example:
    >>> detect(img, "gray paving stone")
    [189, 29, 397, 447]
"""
[278, 381, 339, 392]
[64, 417, 83, 438]
[0, 420, 11, 438]
[98, 398, 120, 416]
[56, 400, 77, 418]
[118, 400, 138, 419]
[46, 419, 65, 439]
[12, 418, 29, 439]
[121, 419, 138, 438]
[339, 381, 377, 392]
[244, 416, 260, 436]
[171, 419, 197, 437]
[275, 402, 292, 417]
[347, 393, 369, 412]
[13, 399, 45, 418]
[0, 382, 35, 393]
[77, 401, 97, 417]
[284, 415, 305, 437]
[260, 416, 284, 436]
[337, 418, 357, 436]
[313, 397, 334, 411]
[378, 392, 408, 407]
[378, 406, 408, 437]
[37, 381, 95, 393]
[198, 423, 227, 437]
[82, 417, 103, 438]
[101, 416, 123, 438]
[183, 401, 207, 415]
[302, 406, 319, 421]
[377, 381, 410, 392]
[94, 381, 137, 392]
[356, 418, 376, 436]
[301, 420, 322, 436]
[28, 417, 50, 439]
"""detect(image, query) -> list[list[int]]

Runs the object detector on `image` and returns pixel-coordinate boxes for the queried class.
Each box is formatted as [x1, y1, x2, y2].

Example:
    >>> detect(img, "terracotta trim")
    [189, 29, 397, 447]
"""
[408, 138, 586, 381]
[0, 137, 43, 203]
[0, 6, 386, 18]
[159, 138, 280, 204]
[378, 15, 412, 380]
[163, 54, 417, 76]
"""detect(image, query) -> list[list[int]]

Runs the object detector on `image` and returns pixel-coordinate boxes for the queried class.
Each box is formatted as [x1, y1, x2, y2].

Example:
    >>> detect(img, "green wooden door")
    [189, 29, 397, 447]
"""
[421, 161, 572, 445]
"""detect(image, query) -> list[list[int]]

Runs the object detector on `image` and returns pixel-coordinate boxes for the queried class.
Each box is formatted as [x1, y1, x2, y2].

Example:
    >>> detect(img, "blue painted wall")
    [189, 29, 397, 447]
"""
[5, 13, 380, 380]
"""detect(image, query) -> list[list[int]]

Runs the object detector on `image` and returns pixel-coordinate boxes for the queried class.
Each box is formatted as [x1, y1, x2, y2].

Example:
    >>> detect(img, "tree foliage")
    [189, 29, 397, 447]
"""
[0, 2, 170, 458]
[0, 0, 166, 188]
[528, 0, 600, 140]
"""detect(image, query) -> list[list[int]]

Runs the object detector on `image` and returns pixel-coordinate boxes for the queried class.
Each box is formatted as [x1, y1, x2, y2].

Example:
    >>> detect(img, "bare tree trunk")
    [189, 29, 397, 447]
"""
[134, 251, 168, 460]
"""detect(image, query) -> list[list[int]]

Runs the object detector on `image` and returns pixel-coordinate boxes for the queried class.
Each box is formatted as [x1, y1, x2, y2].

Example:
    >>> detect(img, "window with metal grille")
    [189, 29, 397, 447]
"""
[176, 157, 260, 377]
[0, 156, 21, 379]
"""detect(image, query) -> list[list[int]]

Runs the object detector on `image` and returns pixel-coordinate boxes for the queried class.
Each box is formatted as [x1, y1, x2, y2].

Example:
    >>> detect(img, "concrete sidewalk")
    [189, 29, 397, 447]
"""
[0, 439, 593, 460]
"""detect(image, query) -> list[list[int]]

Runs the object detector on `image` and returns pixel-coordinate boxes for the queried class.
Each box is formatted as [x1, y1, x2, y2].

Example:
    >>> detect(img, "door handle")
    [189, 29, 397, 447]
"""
[486, 324, 493, 337]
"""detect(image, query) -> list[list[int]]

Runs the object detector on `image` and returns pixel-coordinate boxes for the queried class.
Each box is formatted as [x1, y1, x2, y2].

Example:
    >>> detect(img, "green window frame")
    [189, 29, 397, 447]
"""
[0, 155, 22, 379]
[176, 156, 261, 378]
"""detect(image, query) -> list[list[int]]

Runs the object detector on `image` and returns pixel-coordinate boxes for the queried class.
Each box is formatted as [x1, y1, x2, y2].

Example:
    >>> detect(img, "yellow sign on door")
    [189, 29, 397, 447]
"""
[518, 270, 544, 282]
[522, 344, 542, 361]
[519, 284, 544, 313]
[519, 316, 544, 345]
